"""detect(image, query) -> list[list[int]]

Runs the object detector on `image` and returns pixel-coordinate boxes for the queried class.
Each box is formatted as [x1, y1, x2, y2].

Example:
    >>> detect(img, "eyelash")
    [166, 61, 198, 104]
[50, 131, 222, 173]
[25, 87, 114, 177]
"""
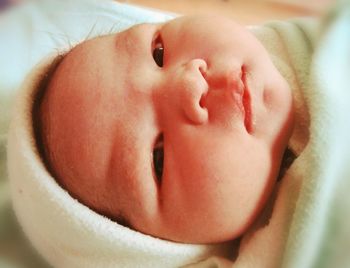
[153, 133, 164, 183]
[152, 32, 164, 67]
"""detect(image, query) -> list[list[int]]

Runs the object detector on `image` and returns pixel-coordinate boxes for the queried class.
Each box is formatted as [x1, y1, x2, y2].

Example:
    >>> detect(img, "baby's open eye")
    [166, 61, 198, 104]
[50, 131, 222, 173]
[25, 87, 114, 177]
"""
[152, 33, 164, 67]
[153, 133, 164, 183]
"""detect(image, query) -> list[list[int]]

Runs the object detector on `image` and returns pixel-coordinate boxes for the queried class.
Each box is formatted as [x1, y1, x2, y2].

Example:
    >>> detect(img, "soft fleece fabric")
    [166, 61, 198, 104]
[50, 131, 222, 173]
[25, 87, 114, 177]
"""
[4, 0, 350, 267]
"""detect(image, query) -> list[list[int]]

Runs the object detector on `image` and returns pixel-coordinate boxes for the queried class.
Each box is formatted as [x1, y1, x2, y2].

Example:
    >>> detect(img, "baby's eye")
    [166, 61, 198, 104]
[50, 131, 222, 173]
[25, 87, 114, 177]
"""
[153, 134, 164, 183]
[152, 33, 164, 67]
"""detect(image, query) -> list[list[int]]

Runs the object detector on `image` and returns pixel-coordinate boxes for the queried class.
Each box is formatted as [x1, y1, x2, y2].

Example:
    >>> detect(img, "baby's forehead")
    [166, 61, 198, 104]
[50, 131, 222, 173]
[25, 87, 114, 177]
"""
[47, 40, 98, 92]
[52, 41, 92, 77]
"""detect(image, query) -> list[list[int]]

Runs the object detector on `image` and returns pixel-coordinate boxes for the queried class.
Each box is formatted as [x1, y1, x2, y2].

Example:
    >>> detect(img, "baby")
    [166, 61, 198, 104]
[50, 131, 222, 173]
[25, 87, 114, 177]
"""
[8, 1, 350, 266]
[33, 15, 295, 244]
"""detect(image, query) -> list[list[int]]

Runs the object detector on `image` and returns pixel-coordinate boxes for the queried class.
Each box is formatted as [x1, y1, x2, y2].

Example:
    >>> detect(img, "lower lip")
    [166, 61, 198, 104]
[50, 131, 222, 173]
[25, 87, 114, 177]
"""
[242, 72, 253, 133]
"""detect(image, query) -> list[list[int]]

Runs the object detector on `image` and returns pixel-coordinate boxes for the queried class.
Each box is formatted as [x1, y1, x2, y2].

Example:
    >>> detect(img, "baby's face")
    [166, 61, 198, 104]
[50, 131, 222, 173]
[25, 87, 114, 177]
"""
[42, 15, 294, 243]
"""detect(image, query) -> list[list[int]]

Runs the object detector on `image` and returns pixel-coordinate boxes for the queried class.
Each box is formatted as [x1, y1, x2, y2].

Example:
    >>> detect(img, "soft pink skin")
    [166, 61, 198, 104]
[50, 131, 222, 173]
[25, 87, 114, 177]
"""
[41, 15, 294, 243]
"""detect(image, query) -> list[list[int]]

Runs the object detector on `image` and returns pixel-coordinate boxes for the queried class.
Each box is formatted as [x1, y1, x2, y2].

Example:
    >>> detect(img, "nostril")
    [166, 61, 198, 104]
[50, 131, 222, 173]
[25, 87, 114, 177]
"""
[199, 94, 206, 108]
[179, 59, 209, 125]
[199, 61, 207, 77]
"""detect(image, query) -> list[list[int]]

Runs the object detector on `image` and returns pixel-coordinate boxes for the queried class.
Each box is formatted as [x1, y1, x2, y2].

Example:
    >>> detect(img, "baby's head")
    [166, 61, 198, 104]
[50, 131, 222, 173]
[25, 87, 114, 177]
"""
[35, 15, 294, 244]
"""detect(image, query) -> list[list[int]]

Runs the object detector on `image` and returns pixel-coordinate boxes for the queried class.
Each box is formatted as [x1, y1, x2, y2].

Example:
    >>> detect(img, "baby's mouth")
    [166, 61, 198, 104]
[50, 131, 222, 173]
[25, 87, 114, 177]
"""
[242, 69, 252, 133]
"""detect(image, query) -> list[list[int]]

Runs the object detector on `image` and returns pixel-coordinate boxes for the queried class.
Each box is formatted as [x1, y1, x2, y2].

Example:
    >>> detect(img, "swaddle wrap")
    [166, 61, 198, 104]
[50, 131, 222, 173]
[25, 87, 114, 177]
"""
[244, 5, 350, 267]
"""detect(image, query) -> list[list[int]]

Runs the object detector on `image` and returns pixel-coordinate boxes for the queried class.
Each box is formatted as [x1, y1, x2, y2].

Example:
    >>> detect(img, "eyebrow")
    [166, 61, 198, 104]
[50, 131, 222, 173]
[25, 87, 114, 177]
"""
[121, 23, 154, 62]
[122, 26, 140, 61]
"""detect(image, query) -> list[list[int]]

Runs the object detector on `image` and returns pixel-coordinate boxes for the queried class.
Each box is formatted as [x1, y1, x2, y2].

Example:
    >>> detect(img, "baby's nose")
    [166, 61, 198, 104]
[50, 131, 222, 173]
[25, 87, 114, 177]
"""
[177, 59, 209, 125]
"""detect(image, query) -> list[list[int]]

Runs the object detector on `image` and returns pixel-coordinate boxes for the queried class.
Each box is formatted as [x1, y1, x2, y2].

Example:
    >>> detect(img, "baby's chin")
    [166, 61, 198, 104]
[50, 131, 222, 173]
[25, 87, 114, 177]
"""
[136, 203, 273, 244]
[156, 220, 259, 244]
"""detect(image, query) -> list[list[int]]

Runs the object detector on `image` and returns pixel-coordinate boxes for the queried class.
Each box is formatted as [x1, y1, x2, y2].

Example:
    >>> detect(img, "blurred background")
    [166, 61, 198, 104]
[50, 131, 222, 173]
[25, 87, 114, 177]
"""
[118, 0, 335, 24]
[1, 0, 336, 24]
